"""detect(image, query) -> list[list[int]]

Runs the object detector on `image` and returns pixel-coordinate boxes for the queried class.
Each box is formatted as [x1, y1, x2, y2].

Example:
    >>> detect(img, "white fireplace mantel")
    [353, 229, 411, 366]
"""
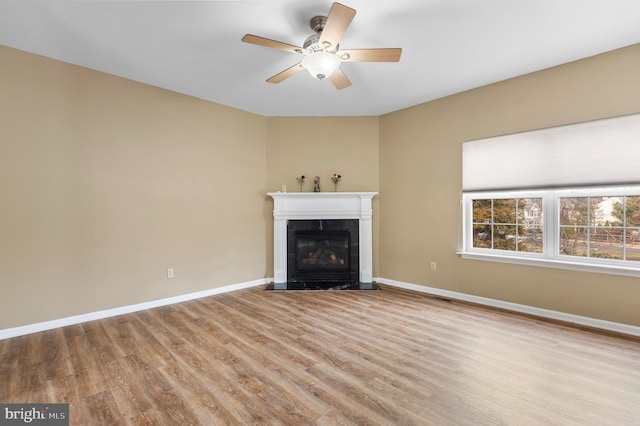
[267, 192, 377, 285]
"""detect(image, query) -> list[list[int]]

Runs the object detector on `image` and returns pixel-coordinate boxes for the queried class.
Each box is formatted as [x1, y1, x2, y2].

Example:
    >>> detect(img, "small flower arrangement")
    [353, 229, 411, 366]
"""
[331, 173, 342, 191]
[296, 175, 305, 191]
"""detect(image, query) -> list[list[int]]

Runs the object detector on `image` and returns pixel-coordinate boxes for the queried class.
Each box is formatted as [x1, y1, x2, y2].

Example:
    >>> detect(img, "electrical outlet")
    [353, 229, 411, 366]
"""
[430, 262, 437, 271]
[167, 268, 174, 278]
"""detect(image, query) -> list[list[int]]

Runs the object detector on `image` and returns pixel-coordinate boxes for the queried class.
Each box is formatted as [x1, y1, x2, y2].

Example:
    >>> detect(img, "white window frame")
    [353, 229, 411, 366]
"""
[461, 185, 640, 278]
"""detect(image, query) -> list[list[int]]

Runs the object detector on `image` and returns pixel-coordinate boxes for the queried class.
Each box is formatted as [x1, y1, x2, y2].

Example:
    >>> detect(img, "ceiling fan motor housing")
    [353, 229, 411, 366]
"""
[304, 33, 339, 54]
[304, 16, 339, 53]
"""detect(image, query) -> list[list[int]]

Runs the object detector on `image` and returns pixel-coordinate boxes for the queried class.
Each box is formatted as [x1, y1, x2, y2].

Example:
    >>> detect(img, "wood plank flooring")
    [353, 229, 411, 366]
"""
[1, 284, 639, 425]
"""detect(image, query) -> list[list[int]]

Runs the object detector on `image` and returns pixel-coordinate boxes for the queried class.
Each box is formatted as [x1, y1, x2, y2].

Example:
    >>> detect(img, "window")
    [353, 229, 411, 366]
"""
[559, 195, 640, 261]
[461, 113, 640, 276]
[462, 187, 640, 276]
[471, 197, 543, 253]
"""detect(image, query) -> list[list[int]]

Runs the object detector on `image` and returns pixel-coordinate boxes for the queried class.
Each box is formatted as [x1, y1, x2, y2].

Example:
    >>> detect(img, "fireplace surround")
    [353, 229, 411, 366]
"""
[267, 192, 377, 290]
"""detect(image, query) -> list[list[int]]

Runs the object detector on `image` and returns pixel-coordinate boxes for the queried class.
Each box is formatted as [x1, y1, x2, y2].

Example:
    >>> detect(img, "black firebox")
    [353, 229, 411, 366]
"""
[287, 219, 359, 285]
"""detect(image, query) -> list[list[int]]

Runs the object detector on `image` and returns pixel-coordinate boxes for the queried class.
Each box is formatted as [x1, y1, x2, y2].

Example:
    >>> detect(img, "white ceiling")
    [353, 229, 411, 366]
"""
[2, 0, 640, 117]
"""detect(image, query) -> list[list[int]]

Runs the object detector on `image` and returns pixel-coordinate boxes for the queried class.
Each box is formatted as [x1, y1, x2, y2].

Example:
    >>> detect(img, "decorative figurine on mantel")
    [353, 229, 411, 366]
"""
[313, 176, 321, 192]
[296, 175, 305, 192]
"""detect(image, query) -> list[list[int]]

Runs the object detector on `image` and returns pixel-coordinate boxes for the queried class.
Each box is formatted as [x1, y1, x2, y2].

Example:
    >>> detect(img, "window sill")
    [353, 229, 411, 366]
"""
[458, 251, 640, 278]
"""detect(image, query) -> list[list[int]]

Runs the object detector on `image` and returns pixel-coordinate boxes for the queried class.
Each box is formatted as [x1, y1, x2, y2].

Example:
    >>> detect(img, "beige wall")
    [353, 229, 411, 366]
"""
[379, 43, 640, 326]
[0, 46, 268, 329]
[265, 117, 381, 276]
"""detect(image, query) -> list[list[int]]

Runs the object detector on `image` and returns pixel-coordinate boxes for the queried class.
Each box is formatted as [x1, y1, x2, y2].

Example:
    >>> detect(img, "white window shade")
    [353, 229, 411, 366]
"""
[462, 113, 640, 191]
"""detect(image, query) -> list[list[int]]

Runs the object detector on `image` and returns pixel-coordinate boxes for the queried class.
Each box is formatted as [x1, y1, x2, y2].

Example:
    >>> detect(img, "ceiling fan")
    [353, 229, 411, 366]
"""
[241, 2, 402, 90]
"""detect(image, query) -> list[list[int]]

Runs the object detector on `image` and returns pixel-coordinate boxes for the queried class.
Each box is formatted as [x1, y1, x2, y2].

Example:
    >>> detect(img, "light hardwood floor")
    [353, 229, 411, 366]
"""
[1, 284, 639, 425]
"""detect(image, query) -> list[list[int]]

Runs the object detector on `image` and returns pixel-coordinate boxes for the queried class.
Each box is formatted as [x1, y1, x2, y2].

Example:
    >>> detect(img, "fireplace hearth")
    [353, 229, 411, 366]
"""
[267, 192, 379, 290]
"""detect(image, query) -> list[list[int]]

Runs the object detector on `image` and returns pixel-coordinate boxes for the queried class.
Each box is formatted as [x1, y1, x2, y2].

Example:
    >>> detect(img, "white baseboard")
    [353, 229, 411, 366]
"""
[0, 278, 270, 340]
[376, 277, 640, 338]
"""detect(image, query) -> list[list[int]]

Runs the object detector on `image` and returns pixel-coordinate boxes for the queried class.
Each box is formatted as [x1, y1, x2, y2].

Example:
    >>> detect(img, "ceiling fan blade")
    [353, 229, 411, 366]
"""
[242, 34, 302, 54]
[318, 3, 356, 50]
[266, 63, 304, 84]
[338, 48, 402, 62]
[329, 68, 352, 90]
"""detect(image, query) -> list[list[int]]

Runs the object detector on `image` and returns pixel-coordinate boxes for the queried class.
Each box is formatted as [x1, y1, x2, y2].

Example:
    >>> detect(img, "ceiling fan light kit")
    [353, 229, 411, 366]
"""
[241, 2, 402, 90]
[302, 51, 341, 79]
